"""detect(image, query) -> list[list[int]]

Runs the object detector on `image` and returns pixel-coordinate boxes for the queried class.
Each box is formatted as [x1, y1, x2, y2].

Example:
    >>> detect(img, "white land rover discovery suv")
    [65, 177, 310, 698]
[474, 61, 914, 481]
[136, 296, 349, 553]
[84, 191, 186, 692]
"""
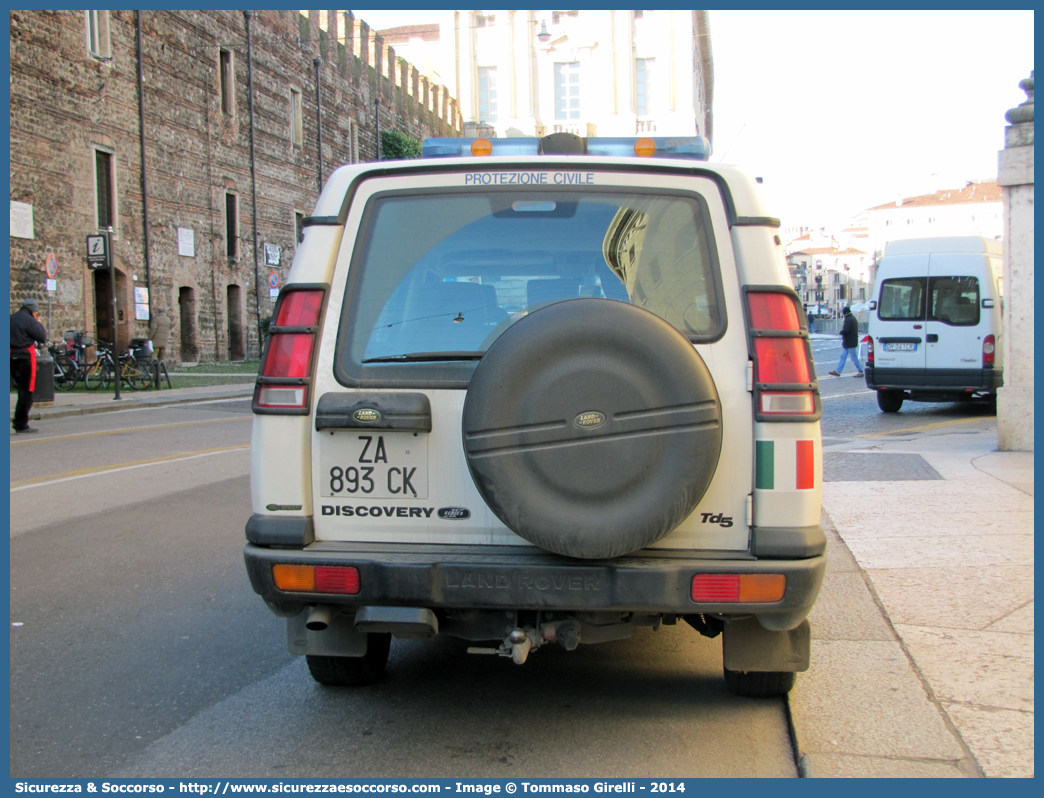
[245, 133, 825, 697]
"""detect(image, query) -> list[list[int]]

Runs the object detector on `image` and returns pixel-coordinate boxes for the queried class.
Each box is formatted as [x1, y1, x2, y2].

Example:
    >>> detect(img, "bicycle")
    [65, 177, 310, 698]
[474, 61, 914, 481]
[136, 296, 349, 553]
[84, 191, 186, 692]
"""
[84, 345, 152, 391]
[83, 351, 109, 390]
[118, 349, 153, 390]
[48, 343, 80, 391]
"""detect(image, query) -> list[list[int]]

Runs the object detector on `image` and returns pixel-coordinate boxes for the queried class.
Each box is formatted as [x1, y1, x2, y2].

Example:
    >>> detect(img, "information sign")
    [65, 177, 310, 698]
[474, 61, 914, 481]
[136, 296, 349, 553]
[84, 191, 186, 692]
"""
[86, 234, 109, 269]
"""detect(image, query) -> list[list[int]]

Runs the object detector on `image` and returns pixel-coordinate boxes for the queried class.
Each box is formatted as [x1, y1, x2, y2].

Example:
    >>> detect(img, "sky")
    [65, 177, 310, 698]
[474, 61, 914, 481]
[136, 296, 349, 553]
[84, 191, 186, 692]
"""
[353, 9, 1034, 229]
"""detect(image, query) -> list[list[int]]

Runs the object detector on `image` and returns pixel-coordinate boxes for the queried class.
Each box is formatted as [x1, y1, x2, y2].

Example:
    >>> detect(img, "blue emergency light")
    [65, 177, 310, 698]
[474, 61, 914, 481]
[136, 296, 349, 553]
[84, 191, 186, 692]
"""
[422, 133, 711, 161]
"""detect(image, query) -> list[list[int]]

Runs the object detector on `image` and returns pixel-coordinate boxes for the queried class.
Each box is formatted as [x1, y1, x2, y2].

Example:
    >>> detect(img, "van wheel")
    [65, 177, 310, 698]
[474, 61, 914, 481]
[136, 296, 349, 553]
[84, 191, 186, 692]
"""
[877, 390, 904, 413]
[723, 668, 796, 698]
[462, 299, 723, 560]
[305, 633, 391, 686]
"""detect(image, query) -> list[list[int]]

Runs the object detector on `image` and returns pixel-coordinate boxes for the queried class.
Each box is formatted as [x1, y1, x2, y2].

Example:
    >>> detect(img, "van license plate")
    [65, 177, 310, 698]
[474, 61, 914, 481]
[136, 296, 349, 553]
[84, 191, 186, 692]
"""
[884, 343, 917, 351]
[319, 432, 428, 499]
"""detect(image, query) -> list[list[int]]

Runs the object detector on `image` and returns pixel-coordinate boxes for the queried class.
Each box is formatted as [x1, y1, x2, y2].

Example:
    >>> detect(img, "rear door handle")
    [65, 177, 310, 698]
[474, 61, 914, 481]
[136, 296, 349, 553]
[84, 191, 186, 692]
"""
[926, 334, 939, 343]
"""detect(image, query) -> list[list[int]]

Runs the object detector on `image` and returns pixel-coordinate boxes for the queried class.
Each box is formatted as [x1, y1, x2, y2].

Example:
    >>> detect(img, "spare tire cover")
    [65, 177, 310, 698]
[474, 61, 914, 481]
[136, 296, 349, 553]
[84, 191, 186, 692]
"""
[462, 298, 722, 560]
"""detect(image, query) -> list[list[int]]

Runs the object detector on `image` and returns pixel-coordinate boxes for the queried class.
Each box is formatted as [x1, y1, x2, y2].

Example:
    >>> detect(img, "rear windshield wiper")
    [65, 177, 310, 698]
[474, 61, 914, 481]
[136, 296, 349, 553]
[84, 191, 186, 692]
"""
[362, 351, 484, 363]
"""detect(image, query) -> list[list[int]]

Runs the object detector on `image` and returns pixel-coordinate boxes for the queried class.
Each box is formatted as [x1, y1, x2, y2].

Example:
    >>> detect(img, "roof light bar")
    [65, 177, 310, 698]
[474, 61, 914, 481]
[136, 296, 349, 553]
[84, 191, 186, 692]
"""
[422, 135, 711, 161]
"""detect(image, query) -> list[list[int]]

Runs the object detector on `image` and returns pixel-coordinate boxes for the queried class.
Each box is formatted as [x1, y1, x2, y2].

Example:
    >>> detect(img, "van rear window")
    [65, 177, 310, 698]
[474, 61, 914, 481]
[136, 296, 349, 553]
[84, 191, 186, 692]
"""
[878, 277, 926, 320]
[878, 276, 981, 325]
[928, 276, 980, 326]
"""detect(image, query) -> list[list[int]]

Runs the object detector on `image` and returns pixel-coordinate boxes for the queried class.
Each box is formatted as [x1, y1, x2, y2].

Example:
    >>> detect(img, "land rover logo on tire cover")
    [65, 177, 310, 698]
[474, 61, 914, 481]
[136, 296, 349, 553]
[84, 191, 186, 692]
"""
[574, 411, 606, 429]
[352, 408, 381, 424]
[438, 507, 471, 520]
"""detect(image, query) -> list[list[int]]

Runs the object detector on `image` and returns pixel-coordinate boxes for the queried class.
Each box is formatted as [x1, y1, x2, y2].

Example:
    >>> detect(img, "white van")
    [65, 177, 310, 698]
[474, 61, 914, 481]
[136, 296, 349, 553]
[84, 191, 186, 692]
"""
[866, 236, 1003, 413]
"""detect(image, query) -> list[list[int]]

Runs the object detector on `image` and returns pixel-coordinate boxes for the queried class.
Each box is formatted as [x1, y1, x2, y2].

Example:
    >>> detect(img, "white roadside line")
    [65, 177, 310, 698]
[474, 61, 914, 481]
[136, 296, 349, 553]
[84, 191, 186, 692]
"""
[10, 415, 251, 446]
[820, 390, 876, 400]
[10, 445, 250, 492]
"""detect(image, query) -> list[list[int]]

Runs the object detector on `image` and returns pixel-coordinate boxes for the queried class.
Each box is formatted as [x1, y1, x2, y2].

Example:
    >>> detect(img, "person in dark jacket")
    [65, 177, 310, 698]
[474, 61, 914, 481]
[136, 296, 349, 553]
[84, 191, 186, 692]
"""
[10, 298, 48, 433]
[828, 305, 863, 377]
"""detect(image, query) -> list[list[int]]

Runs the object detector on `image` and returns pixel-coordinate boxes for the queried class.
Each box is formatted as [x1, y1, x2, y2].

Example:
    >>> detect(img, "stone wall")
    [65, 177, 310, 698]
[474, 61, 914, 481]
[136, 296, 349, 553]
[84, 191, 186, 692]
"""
[9, 10, 461, 363]
[996, 72, 1034, 452]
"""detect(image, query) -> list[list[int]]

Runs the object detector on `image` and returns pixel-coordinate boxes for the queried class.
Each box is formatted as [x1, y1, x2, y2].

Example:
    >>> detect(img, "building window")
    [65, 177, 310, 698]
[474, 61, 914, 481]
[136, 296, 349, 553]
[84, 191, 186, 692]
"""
[94, 149, 115, 231]
[290, 87, 303, 146]
[295, 211, 305, 244]
[476, 13, 495, 27]
[225, 192, 239, 260]
[634, 11, 645, 20]
[86, 10, 110, 58]
[635, 58, 654, 117]
[478, 67, 497, 123]
[554, 61, 581, 120]
[219, 49, 235, 116]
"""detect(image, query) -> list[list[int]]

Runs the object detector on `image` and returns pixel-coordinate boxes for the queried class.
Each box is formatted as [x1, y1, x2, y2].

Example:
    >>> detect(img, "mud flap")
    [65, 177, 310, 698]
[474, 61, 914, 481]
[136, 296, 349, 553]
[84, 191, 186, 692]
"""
[722, 616, 810, 673]
[287, 611, 369, 657]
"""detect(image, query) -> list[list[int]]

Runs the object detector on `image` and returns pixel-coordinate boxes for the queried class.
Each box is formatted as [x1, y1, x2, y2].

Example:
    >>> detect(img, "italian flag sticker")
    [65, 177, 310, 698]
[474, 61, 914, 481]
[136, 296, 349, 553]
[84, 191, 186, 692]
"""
[756, 440, 815, 490]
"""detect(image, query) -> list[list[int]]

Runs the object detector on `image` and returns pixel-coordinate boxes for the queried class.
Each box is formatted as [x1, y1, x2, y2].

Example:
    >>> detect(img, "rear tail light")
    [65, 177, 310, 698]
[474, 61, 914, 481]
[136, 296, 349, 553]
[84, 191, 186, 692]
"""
[254, 286, 326, 414]
[746, 291, 818, 419]
[691, 573, 786, 603]
[867, 337, 875, 366]
[273, 564, 361, 595]
[983, 334, 996, 366]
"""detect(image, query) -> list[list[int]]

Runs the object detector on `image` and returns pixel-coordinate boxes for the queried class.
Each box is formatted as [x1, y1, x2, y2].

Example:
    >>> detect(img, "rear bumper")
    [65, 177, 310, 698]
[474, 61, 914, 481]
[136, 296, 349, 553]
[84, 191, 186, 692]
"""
[866, 366, 1002, 394]
[244, 540, 826, 632]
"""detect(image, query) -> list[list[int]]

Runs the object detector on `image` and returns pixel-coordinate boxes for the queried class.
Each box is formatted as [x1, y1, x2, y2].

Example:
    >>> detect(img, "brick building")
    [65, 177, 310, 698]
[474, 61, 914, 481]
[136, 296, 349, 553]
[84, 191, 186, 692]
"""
[9, 9, 461, 364]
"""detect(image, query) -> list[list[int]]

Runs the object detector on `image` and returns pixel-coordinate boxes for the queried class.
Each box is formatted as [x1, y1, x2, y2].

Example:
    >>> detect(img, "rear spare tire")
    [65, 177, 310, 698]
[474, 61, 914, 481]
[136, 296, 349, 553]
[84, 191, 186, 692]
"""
[462, 299, 722, 560]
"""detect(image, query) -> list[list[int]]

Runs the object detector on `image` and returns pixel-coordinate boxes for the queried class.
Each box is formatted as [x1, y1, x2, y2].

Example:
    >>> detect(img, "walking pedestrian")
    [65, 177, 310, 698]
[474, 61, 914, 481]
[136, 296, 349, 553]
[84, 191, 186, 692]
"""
[10, 298, 48, 434]
[806, 310, 815, 331]
[828, 305, 863, 377]
[148, 307, 171, 362]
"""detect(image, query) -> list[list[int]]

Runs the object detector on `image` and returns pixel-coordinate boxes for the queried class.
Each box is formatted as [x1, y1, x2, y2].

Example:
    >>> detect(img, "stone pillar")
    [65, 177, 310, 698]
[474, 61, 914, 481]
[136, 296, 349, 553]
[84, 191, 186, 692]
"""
[997, 71, 1034, 452]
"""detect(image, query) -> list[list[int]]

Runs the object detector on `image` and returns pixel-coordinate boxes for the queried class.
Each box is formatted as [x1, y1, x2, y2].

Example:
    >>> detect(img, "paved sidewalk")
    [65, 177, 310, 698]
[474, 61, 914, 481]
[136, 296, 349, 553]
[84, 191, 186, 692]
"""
[10, 382, 256, 422]
[790, 422, 1034, 778]
[11, 385, 1034, 777]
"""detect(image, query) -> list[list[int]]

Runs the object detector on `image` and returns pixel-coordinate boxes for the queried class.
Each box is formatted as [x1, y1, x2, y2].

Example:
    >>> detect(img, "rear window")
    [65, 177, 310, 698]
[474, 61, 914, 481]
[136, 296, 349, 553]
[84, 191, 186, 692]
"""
[877, 275, 980, 326]
[878, 277, 926, 320]
[336, 187, 725, 385]
[928, 276, 979, 326]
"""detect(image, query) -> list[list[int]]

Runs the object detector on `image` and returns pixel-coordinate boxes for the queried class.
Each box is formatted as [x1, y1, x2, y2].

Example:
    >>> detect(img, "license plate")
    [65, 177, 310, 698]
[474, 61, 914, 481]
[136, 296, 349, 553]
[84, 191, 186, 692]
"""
[884, 342, 917, 352]
[319, 432, 428, 499]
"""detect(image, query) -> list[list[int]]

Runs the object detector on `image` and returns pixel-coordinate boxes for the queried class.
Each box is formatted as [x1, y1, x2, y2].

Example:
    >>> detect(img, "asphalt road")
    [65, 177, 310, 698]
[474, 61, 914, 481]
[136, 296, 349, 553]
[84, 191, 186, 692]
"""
[810, 336, 996, 442]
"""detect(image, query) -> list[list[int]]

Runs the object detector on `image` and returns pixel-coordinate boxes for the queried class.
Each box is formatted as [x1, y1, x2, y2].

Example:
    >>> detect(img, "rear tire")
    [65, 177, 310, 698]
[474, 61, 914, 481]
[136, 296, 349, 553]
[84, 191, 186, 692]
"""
[126, 358, 153, 390]
[306, 632, 391, 686]
[724, 668, 796, 698]
[463, 299, 723, 560]
[877, 389, 904, 413]
[85, 361, 109, 390]
[54, 357, 78, 391]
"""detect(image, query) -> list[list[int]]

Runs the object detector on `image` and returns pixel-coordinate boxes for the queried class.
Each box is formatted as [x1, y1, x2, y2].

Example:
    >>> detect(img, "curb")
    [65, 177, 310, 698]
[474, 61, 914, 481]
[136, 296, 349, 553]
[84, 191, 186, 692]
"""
[15, 389, 255, 423]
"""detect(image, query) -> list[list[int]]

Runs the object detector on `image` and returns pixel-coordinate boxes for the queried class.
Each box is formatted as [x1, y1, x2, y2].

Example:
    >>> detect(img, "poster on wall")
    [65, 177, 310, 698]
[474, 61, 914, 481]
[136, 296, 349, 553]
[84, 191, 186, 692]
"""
[135, 304, 150, 321]
[10, 201, 34, 239]
[177, 227, 195, 257]
[134, 286, 149, 305]
[264, 243, 281, 266]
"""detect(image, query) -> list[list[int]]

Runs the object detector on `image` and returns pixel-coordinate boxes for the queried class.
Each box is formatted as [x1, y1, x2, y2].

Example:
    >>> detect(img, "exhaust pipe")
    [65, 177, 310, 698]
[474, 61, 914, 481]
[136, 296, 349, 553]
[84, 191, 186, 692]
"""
[305, 605, 334, 631]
